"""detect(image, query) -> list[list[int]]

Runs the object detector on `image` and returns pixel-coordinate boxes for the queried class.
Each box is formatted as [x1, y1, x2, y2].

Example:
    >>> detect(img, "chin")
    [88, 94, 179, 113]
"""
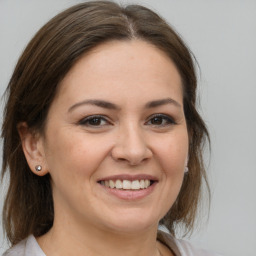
[98, 210, 160, 234]
[108, 221, 157, 234]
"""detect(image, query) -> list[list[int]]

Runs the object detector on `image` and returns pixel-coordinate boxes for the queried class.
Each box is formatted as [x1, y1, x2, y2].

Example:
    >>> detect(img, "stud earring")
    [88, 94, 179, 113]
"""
[35, 165, 42, 172]
[184, 157, 189, 173]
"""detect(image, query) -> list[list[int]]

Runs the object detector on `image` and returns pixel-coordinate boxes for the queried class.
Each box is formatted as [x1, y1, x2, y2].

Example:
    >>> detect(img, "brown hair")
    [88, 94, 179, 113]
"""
[1, 0, 210, 245]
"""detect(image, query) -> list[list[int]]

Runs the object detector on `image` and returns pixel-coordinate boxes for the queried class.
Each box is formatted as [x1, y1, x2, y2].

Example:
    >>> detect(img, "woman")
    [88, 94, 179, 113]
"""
[1, 1, 221, 255]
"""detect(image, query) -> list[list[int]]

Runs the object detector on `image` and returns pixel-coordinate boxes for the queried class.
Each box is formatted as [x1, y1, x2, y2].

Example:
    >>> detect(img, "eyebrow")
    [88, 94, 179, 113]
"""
[145, 98, 181, 109]
[68, 98, 181, 112]
[68, 99, 120, 112]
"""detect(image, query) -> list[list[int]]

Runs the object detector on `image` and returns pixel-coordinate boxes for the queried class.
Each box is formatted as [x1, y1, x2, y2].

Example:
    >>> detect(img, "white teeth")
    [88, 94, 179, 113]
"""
[109, 180, 115, 188]
[123, 180, 131, 189]
[115, 179, 122, 189]
[145, 179, 150, 188]
[101, 179, 152, 190]
[140, 180, 145, 189]
[131, 180, 140, 190]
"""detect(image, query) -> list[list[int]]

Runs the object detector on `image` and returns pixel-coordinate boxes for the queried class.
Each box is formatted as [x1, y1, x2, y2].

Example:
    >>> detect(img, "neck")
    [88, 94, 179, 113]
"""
[37, 216, 162, 256]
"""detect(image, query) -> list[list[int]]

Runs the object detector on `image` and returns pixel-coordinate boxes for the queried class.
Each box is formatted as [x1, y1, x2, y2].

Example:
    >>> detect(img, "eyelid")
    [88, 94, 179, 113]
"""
[77, 113, 176, 128]
[145, 113, 176, 126]
[78, 115, 111, 126]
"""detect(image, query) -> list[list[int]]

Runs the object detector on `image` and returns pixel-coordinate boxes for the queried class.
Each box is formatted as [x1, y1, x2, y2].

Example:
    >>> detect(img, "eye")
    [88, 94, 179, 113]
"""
[79, 115, 110, 127]
[146, 114, 176, 127]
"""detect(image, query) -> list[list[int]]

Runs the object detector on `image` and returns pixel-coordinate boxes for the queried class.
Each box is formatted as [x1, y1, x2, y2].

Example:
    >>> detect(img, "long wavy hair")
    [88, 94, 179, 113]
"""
[1, 0, 210, 245]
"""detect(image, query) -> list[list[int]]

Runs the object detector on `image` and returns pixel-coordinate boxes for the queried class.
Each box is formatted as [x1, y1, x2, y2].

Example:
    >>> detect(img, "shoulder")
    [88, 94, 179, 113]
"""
[157, 230, 223, 256]
[2, 235, 45, 256]
[2, 239, 26, 256]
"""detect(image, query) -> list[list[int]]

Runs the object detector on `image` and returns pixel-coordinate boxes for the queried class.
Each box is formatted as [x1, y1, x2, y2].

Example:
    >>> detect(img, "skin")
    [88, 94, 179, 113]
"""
[20, 40, 189, 256]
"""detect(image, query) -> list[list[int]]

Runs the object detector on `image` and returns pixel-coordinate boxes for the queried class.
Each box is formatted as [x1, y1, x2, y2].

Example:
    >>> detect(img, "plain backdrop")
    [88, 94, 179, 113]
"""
[0, 0, 256, 255]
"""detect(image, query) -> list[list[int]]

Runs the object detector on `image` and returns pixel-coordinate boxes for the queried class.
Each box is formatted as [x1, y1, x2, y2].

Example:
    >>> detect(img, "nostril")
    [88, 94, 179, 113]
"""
[118, 157, 127, 162]
[111, 140, 152, 166]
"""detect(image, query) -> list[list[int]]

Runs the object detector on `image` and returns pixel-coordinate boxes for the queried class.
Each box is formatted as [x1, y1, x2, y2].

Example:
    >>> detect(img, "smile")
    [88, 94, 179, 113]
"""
[97, 175, 158, 200]
[100, 179, 152, 190]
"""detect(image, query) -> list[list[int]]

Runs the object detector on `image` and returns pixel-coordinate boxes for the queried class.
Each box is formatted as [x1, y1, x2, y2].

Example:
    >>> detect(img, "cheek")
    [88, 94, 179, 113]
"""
[154, 130, 188, 205]
[154, 131, 188, 172]
[44, 129, 111, 182]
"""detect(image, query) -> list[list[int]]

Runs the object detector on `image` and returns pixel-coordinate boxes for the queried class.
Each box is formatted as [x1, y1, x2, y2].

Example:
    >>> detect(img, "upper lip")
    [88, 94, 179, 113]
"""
[97, 174, 158, 182]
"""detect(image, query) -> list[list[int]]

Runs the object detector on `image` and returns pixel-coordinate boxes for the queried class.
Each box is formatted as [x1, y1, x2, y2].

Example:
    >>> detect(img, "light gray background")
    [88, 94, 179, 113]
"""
[0, 0, 256, 255]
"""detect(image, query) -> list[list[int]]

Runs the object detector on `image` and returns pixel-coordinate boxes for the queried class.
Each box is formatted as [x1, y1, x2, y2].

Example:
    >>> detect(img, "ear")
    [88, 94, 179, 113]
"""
[17, 122, 49, 176]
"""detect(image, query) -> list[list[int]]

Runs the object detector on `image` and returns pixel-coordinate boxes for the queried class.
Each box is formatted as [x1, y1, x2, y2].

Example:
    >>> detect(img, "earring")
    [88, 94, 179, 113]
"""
[35, 165, 42, 172]
[184, 157, 189, 173]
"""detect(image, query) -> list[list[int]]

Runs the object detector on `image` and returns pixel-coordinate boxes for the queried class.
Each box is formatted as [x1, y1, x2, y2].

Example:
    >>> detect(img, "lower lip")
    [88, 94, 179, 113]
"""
[99, 182, 157, 201]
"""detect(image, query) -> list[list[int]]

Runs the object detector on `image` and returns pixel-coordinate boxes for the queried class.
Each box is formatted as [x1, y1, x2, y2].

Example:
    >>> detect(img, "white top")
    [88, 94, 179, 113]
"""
[175, 239, 222, 256]
[3, 231, 222, 256]
[3, 235, 45, 256]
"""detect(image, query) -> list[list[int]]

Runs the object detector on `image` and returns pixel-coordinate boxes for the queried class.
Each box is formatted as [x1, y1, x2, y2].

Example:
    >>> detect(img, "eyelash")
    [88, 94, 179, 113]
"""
[78, 114, 176, 128]
[78, 115, 110, 127]
[145, 114, 176, 127]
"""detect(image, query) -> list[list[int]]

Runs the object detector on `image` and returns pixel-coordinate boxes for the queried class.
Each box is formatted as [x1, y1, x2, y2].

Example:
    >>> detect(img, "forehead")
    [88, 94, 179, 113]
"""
[55, 39, 183, 106]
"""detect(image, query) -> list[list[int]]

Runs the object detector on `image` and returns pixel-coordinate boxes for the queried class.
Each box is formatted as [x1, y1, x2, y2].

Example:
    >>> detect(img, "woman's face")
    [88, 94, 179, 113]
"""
[39, 40, 188, 233]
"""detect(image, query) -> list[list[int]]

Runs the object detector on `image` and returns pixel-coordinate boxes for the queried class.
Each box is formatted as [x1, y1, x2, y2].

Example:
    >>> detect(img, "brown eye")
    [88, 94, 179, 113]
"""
[146, 114, 175, 126]
[151, 116, 164, 125]
[79, 115, 109, 127]
[88, 117, 102, 126]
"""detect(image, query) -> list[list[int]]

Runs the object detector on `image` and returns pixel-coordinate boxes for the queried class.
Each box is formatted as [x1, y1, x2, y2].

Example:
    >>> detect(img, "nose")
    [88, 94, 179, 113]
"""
[111, 124, 152, 166]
